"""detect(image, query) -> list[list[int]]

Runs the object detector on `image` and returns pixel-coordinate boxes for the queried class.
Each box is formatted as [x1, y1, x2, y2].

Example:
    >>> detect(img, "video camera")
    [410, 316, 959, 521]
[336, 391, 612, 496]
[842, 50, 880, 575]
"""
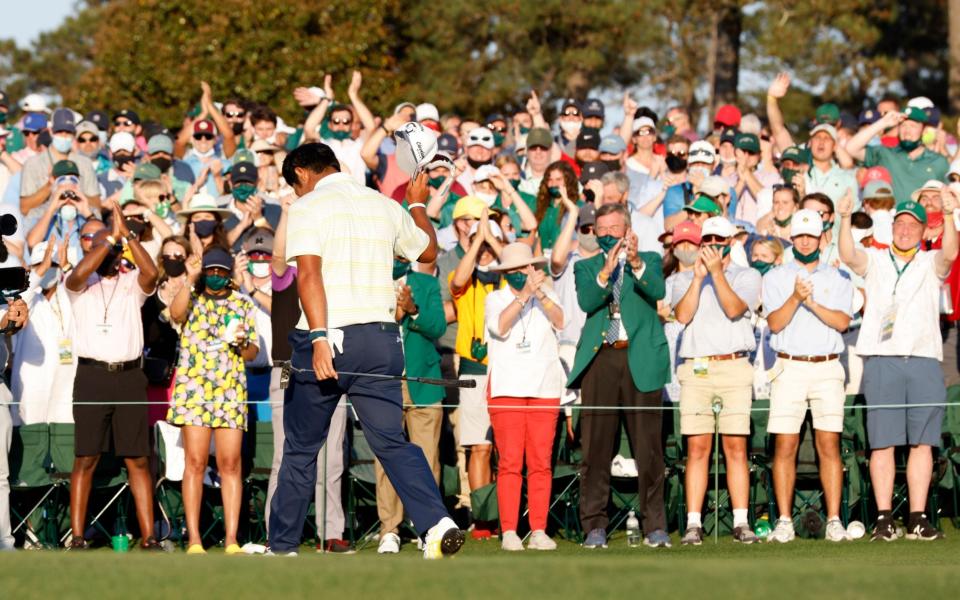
[0, 213, 28, 299]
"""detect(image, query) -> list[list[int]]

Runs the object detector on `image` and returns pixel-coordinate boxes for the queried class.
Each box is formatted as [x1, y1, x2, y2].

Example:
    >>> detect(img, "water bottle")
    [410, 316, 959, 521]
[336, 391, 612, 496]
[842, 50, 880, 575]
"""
[626, 510, 641, 547]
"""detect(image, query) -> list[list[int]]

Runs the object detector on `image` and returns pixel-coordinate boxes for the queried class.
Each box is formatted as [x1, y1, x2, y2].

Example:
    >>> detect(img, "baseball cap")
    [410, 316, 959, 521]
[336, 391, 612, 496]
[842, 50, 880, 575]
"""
[452, 196, 486, 221]
[862, 165, 893, 185]
[910, 179, 943, 201]
[21, 93, 50, 114]
[468, 220, 503, 240]
[22, 113, 48, 132]
[858, 108, 880, 126]
[583, 98, 605, 119]
[485, 113, 507, 126]
[862, 180, 894, 200]
[790, 208, 823, 238]
[714, 104, 741, 128]
[701, 216, 737, 238]
[734, 132, 760, 153]
[525, 127, 552, 149]
[598, 135, 626, 155]
[142, 122, 170, 142]
[52, 160, 79, 178]
[810, 123, 838, 141]
[193, 119, 216, 136]
[719, 127, 738, 145]
[815, 103, 840, 124]
[895, 200, 927, 224]
[903, 106, 928, 124]
[133, 163, 162, 181]
[234, 149, 256, 165]
[393, 101, 416, 116]
[202, 246, 234, 271]
[907, 96, 935, 110]
[466, 126, 495, 150]
[415, 103, 439, 123]
[85, 110, 109, 132]
[0, 90, 7, 108]
[672, 221, 702, 246]
[29, 241, 56, 266]
[839, 112, 859, 132]
[147, 134, 174, 155]
[51, 108, 76, 134]
[242, 227, 274, 255]
[576, 128, 601, 150]
[579, 161, 609, 184]
[686, 195, 721, 216]
[109, 132, 136, 154]
[394, 122, 439, 175]
[632, 116, 656, 133]
[700, 176, 728, 198]
[231, 161, 258, 184]
[561, 98, 581, 114]
[437, 133, 458, 156]
[473, 164, 500, 184]
[688, 140, 717, 165]
[578, 203, 596, 228]
[76, 121, 99, 137]
[780, 146, 804, 163]
[113, 109, 141, 125]
[950, 158, 960, 178]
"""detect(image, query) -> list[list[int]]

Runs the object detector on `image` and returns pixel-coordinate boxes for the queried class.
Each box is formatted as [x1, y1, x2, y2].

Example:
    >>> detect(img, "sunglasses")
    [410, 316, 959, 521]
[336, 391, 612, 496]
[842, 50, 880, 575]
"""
[330, 118, 352, 126]
[23, 130, 39, 137]
[579, 224, 595, 235]
[78, 135, 98, 143]
[225, 111, 245, 119]
[701, 234, 727, 244]
[489, 125, 507, 134]
[668, 151, 688, 158]
[635, 128, 655, 137]
[162, 253, 186, 261]
[193, 133, 215, 141]
[689, 149, 712, 157]
[950, 174, 960, 183]
[81, 233, 98, 241]
[114, 120, 134, 127]
[158, 193, 172, 201]
[772, 183, 796, 191]
[562, 110, 581, 117]
[470, 134, 492, 143]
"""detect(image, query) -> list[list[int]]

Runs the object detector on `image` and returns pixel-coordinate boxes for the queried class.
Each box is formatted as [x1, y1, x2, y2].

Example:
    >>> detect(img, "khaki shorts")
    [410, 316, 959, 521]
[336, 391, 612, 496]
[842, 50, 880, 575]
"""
[678, 357, 753, 435]
[768, 358, 845, 434]
[457, 374, 491, 446]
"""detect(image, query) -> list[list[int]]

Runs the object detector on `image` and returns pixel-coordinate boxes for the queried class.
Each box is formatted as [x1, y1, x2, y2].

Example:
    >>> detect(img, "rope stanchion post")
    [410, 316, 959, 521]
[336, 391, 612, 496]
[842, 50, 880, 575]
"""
[712, 397, 722, 545]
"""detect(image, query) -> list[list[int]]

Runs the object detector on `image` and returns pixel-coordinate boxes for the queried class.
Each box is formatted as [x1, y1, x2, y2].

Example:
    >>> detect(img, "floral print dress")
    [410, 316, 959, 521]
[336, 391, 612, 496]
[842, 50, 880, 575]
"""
[166, 290, 257, 430]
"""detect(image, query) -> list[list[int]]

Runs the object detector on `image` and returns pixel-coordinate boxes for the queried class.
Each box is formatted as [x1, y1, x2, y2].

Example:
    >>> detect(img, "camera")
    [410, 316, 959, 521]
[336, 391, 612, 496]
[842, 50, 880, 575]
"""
[60, 190, 78, 201]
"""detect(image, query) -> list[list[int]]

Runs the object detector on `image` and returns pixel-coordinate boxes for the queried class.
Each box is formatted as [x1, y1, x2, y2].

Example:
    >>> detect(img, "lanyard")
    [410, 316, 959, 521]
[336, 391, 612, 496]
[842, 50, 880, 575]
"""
[888, 250, 912, 297]
[97, 275, 120, 324]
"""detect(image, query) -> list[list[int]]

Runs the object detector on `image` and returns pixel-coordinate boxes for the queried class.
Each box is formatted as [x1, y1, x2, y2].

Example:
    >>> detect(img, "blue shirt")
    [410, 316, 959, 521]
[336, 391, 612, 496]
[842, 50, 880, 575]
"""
[762, 261, 853, 355]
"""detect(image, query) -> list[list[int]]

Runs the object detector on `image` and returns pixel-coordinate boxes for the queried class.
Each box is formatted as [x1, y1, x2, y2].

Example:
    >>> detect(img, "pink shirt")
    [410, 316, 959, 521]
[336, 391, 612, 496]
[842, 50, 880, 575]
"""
[68, 270, 149, 362]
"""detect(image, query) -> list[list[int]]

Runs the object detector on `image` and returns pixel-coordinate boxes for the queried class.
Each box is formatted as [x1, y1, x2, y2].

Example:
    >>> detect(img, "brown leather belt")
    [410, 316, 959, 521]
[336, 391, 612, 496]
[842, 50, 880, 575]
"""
[776, 352, 839, 363]
[703, 351, 749, 361]
[603, 340, 629, 350]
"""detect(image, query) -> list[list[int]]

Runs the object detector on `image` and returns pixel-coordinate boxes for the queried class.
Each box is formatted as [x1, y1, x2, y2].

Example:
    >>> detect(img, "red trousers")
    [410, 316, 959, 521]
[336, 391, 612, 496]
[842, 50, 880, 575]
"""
[488, 396, 559, 532]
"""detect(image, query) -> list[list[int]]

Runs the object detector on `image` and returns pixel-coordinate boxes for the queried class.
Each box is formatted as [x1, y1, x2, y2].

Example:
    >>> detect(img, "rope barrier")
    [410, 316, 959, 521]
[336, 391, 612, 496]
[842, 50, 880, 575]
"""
[30, 401, 958, 410]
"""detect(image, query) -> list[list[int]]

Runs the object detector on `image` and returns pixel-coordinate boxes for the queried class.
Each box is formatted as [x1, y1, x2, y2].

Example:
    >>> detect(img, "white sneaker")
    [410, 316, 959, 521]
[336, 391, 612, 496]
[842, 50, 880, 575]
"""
[422, 517, 465, 560]
[767, 518, 796, 543]
[825, 519, 851, 542]
[378, 532, 401, 554]
[527, 530, 557, 551]
[264, 549, 298, 557]
[501, 530, 524, 552]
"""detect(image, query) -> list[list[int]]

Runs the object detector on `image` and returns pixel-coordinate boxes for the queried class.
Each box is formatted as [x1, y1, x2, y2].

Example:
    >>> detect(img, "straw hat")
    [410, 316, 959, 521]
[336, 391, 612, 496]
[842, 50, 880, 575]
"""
[175, 190, 232, 222]
[490, 242, 547, 272]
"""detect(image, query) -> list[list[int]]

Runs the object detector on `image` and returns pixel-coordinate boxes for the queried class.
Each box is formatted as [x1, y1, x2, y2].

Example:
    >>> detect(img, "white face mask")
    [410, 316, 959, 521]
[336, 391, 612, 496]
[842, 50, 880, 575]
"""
[250, 262, 271, 279]
[193, 147, 215, 159]
[688, 165, 711, 178]
[36, 266, 61, 290]
[60, 204, 78, 222]
[474, 191, 498, 206]
[559, 121, 581, 137]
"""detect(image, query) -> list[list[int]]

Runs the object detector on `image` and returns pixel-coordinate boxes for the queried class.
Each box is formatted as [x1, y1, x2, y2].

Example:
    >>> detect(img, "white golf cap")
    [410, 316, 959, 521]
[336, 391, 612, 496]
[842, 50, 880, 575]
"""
[700, 175, 728, 198]
[701, 216, 736, 239]
[790, 208, 823, 238]
[415, 103, 440, 123]
[468, 220, 503, 240]
[466, 126, 495, 150]
[688, 140, 717, 165]
[907, 96, 935, 110]
[631, 116, 656, 133]
[473, 164, 500, 184]
[393, 121, 438, 176]
[910, 179, 944, 201]
[950, 158, 960, 178]
[109, 132, 136, 154]
[809, 123, 838, 141]
[21, 93, 50, 113]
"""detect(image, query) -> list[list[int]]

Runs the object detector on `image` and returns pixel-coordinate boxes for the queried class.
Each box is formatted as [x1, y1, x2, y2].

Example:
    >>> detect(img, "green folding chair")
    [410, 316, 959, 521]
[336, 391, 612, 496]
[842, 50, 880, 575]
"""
[938, 387, 960, 526]
[346, 419, 379, 546]
[244, 420, 274, 544]
[8, 423, 64, 548]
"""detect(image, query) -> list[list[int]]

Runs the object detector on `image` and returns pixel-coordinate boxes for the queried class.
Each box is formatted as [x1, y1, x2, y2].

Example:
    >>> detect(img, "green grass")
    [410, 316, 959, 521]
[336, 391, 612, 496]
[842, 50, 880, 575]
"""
[3, 525, 958, 599]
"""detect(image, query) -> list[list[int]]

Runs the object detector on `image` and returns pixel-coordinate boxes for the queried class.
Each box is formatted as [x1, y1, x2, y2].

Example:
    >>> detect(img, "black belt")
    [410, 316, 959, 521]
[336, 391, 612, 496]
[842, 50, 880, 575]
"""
[247, 366, 272, 375]
[78, 357, 142, 373]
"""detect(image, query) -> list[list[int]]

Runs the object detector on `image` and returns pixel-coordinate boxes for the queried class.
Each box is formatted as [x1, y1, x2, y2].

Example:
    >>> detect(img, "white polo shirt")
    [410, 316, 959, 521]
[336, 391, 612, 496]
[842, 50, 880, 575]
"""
[670, 264, 761, 358]
[856, 248, 944, 360]
[286, 173, 429, 329]
[68, 270, 149, 362]
[762, 261, 853, 356]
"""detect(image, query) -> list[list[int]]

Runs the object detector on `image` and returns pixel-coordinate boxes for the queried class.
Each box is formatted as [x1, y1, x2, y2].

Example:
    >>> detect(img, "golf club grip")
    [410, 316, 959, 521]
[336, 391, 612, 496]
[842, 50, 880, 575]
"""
[412, 377, 476, 388]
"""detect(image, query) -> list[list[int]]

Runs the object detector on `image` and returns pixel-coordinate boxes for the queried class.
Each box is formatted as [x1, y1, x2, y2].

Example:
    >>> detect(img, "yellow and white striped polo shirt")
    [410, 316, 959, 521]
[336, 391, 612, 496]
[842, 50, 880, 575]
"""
[286, 173, 429, 329]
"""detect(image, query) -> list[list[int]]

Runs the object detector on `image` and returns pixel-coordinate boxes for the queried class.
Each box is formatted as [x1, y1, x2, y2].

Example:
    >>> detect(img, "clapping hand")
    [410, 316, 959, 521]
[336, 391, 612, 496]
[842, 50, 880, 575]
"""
[700, 245, 723, 275]
[793, 275, 814, 304]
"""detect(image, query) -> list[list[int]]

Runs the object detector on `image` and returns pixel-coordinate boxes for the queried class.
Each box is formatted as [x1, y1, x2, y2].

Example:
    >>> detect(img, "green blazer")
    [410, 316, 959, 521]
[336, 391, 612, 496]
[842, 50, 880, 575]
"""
[566, 251, 670, 393]
[401, 271, 447, 405]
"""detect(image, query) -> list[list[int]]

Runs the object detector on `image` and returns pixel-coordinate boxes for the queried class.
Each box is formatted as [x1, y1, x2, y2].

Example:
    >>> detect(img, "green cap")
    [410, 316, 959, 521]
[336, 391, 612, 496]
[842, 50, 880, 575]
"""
[52, 160, 79, 178]
[133, 162, 162, 181]
[734, 132, 760, 153]
[686, 194, 722, 216]
[815, 103, 840, 124]
[903, 106, 928, 124]
[525, 127, 553, 149]
[781, 146, 803, 163]
[895, 200, 927, 224]
[233, 148, 256, 165]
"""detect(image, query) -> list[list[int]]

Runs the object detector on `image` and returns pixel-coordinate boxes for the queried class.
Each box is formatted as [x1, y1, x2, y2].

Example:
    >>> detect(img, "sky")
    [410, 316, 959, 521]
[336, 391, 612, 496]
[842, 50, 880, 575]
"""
[0, 0, 74, 46]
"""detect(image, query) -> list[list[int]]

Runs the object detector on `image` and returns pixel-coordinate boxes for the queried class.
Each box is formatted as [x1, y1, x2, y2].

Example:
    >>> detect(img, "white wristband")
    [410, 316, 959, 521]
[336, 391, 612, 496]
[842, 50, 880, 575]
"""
[407, 203, 426, 211]
[308, 87, 326, 100]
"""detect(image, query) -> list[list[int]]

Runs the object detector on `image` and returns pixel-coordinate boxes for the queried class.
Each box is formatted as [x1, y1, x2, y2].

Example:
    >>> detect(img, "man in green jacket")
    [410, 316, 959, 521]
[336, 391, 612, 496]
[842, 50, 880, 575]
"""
[566, 203, 671, 549]
[375, 258, 447, 554]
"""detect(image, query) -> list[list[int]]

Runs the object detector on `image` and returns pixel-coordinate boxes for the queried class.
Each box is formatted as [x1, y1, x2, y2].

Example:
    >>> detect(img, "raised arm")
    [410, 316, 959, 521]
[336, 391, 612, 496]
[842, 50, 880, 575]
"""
[550, 195, 580, 275]
[846, 111, 902, 163]
[837, 189, 868, 276]
[406, 173, 439, 263]
[201, 81, 237, 159]
[347, 70, 376, 134]
[301, 76, 333, 144]
[766, 73, 795, 153]
[937, 186, 960, 277]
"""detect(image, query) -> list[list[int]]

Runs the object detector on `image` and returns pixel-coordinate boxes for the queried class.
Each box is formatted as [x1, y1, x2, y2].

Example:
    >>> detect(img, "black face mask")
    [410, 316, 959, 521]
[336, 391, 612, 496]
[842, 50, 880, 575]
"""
[475, 269, 501, 286]
[231, 122, 244, 135]
[162, 257, 186, 277]
[665, 154, 688, 173]
[114, 155, 136, 169]
[151, 157, 172, 173]
[467, 157, 491, 170]
[193, 220, 218, 238]
[603, 160, 621, 172]
[96, 244, 123, 277]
